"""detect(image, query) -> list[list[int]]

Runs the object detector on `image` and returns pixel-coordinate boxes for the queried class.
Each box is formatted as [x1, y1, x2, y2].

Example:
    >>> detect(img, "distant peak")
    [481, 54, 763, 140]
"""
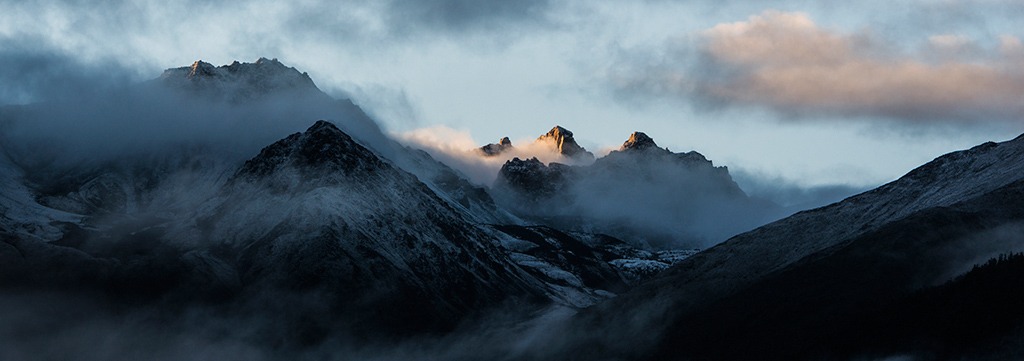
[255, 57, 280, 65]
[543, 126, 572, 139]
[159, 58, 326, 102]
[188, 60, 216, 77]
[236, 120, 383, 179]
[536, 126, 594, 160]
[308, 120, 341, 133]
[479, 136, 515, 157]
[621, 132, 659, 151]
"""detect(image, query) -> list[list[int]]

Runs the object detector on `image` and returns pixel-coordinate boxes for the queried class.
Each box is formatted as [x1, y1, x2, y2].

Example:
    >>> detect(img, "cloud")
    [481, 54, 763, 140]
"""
[0, 0, 555, 54]
[0, 55, 393, 180]
[397, 124, 869, 248]
[386, 0, 552, 34]
[0, 0, 562, 127]
[0, 40, 137, 105]
[396, 124, 790, 248]
[394, 125, 595, 186]
[730, 168, 868, 211]
[610, 10, 1024, 124]
[329, 83, 421, 130]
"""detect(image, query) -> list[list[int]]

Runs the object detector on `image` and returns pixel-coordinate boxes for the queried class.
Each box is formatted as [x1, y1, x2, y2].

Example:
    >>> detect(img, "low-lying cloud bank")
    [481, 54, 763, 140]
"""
[610, 9, 1024, 124]
[0, 55, 391, 172]
[395, 125, 597, 186]
[397, 126, 864, 249]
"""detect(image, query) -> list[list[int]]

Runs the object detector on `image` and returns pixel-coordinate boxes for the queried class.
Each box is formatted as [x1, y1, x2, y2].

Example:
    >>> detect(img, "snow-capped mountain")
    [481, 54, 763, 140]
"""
[158, 57, 329, 103]
[550, 133, 1024, 360]
[0, 59, 688, 349]
[3, 57, 1024, 360]
[476, 126, 594, 161]
[492, 129, 782, 248]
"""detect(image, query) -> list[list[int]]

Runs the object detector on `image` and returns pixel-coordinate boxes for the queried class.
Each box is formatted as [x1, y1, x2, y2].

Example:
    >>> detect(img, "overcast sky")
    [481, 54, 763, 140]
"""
[2, 0, 1023, 190]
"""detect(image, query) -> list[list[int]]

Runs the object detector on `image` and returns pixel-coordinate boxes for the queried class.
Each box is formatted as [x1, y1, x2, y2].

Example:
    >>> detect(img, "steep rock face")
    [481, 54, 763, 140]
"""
[174, 121, 549, 333]
[620, 131, 659, 151]
[536, 126, 594, 161]
[478, 137, 514, 156]
[158, 58, 328, 102]
[496, 157, 575, 200]
[494, 131, 777, 248]
[234, 120, 386, 180]
[560, 133, 1024, 360]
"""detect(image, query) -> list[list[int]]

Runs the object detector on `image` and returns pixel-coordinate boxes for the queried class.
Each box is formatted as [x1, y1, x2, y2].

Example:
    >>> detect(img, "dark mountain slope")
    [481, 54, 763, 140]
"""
[651, 178, 1024, 361]
[551, 134, 1024, 360]
[181, 120, 549, 334]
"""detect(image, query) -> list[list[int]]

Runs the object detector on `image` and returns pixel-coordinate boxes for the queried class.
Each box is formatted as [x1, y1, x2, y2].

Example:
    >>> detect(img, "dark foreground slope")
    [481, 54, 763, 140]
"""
[1, 120, 542, 341]
[548, 135, 1024, 360]
[650, 179, 1024, 361]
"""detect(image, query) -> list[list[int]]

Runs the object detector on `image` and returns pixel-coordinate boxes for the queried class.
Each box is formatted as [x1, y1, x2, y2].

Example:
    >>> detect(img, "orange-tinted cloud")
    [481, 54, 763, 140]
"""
[616, 10, 1024, 123]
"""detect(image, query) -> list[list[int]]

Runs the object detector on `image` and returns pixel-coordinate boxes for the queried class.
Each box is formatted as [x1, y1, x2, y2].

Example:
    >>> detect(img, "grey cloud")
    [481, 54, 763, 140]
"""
[730, 168, 869, 212]
[0, 55, 388, 175]
[0, 41, 136, 105]
[386, 0, 552, 34]
[885, 1, 1024, 40]
[0, 0, 560, 81]
[329, 83, 420, 130]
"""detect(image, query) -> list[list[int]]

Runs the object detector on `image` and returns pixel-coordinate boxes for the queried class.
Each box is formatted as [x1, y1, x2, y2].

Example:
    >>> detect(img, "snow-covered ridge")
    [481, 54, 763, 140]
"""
[493, 129, 770, 248]
[158, 57, 326, 102]
[609, 132, 1024, 327]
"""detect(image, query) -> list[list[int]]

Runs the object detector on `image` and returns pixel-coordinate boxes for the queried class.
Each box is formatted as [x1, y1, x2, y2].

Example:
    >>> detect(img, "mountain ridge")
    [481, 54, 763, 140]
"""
[492, 129, 774, 248]
[550, 129, 1024, 360]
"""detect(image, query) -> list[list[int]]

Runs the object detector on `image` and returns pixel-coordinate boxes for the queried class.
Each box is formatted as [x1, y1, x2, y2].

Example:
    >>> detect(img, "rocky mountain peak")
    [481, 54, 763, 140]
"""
[497, 157, 574, 198]
[479, 137, 515, 157]
[159, 58, 324, 102]
[236, 120, 385, 180]
[187, 60, 217, 77]
[254, 57, 281, 65]
[536, 126, 594, 160]
[621, 131, 659, 151]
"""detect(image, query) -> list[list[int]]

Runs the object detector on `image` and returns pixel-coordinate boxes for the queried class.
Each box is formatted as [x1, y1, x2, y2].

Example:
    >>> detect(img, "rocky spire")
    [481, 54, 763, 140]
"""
[187, 60, 217, 78]
[479, 137, 515, 156]
[620, 132, 659, 151]
[536, 126, 594, 160]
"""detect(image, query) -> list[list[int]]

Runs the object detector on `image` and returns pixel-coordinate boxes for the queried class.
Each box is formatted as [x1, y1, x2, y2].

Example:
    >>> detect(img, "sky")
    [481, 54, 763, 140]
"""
[2, 0, 1023, 193]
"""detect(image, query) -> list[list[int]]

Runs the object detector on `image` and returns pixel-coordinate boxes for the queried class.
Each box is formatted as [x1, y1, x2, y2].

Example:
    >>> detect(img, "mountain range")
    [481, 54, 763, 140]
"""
[1, 58, 1022, 360]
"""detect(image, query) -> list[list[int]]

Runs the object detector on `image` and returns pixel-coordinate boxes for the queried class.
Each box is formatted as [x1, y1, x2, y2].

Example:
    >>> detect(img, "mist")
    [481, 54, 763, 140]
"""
[395, 125, 598, 186]
[399, 127, 854, 249]
[496, 150, 785, 249]
[0, 288, 581, 361]
[731, 168, 871, 212]
[0, 58, 389, 167]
